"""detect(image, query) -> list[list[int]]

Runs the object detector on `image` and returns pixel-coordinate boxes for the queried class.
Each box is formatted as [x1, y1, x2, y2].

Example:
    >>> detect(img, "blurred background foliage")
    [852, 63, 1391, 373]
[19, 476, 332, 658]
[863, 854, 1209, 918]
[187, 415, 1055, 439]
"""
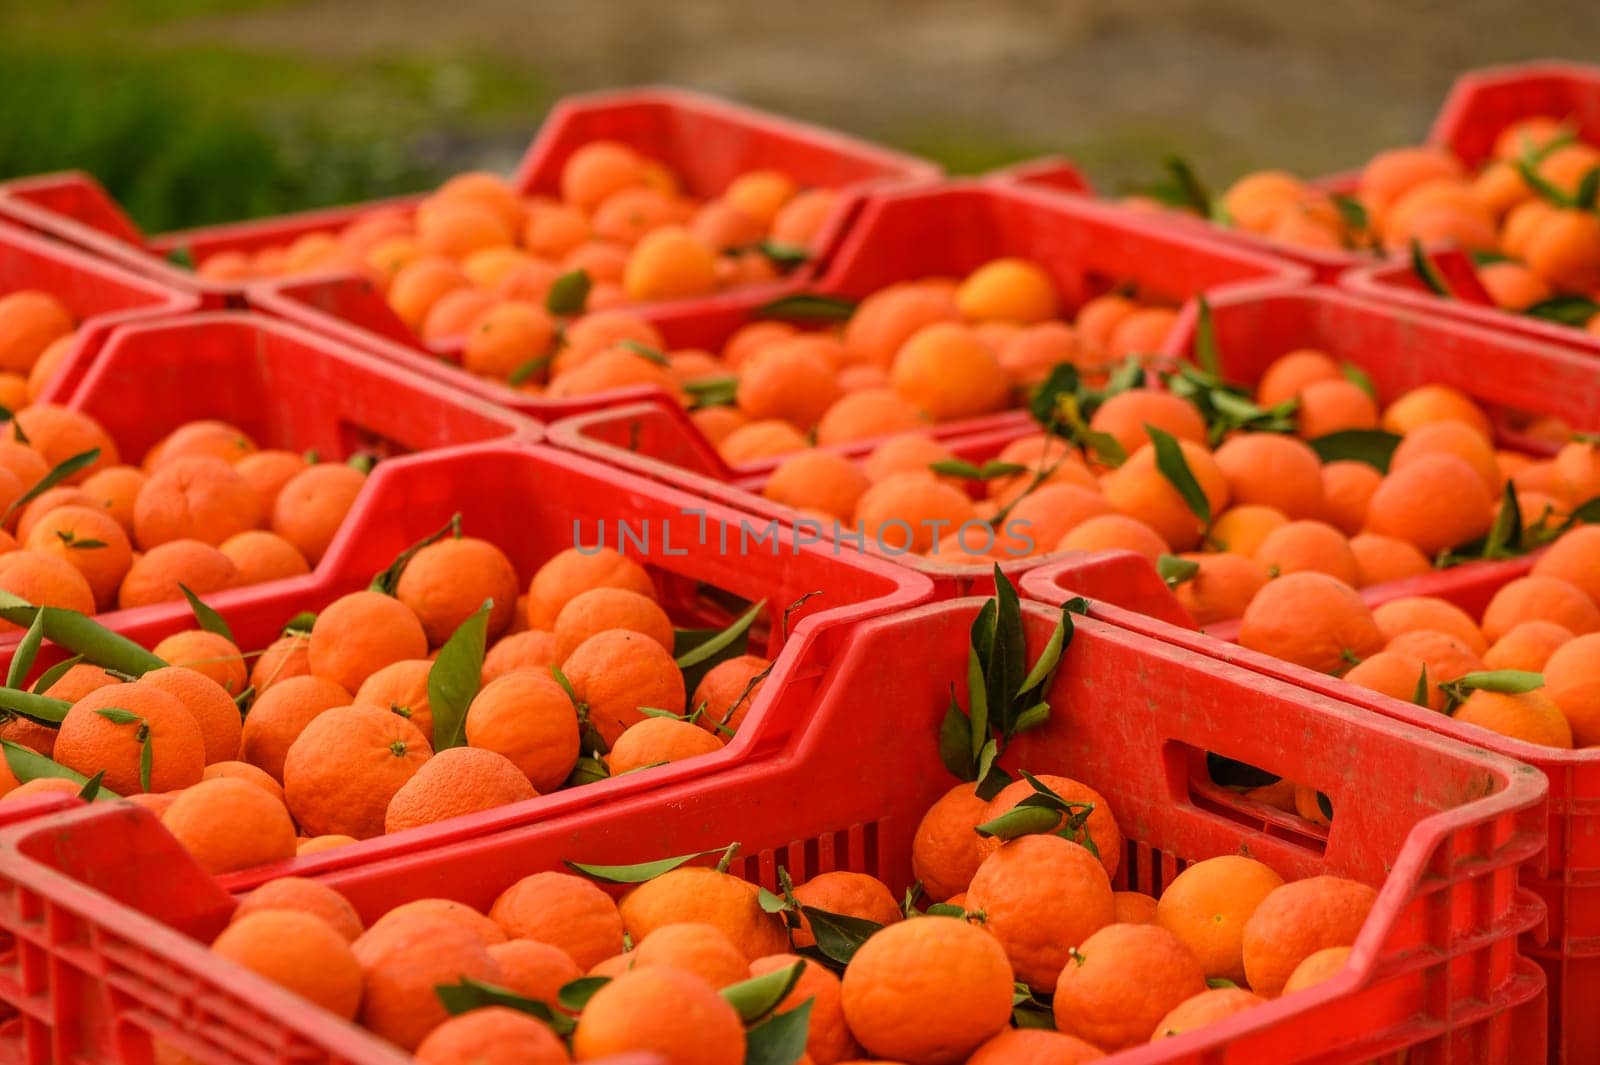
[3, 0, 1597, 233]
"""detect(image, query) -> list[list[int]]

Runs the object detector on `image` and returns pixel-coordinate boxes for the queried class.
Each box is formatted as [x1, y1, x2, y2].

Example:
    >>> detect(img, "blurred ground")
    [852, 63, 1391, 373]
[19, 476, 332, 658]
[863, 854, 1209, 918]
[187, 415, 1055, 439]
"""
[4, 0, 1598, 230]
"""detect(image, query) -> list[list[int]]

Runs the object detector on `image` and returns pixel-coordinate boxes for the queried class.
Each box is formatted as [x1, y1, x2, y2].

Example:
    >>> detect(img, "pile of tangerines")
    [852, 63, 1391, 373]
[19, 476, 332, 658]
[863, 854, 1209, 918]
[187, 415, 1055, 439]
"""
[1206, 115, 1600, 334]
[198, 751, 1374, 1064]
[0, 409, 364, 616]
[190, 145, 837, 324]
[0, 288, 86, 407]
[0, 534, 770, 872]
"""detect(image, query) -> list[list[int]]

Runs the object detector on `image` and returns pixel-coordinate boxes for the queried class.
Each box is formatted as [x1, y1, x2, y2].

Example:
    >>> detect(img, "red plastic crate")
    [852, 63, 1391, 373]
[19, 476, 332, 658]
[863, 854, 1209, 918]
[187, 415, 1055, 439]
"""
[251, 179, 1309, 434]
[990, 154, 1371, 284]
[548, 399, 1196, 614]
[1425, 61, 1600, 168]
[0, 219, 198, 392]
[0, 86, 940, 308]
[11, 440, 932, 887]
[1342, 254, 1600, 361]
[0, 596, 1547, 1064]
[0, 312, 534, 652]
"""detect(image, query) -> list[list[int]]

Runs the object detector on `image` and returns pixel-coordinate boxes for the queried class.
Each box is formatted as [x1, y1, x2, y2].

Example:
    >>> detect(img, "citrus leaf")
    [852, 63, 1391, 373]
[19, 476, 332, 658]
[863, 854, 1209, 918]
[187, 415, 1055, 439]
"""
[928, 459, 986, 480]
[1513, 157, 1576, 209]
[801, 907, 884, 966]
[684, 375, 740, 410]
[1340, 362, 1376, 400]
[1207, 977, 1240, 989]
[753, 293, 857, 322]
[925, 903, 967, 917]
[1012, 701, 1050, 734]
[722, 960, 804, 1023]
[557, 976, 610, 1011]
[2, 739, 96, 788]
[1330, 194, 1369, 237]
[1524, 295, 1600, 326]
[346, 452, 376, 475]
[282, 611, 317, 635]
[1483, 480, 1524, 560]
[939, 692, 974, 780]
[1157, 553, 1200, 589]
[0, 595, 165, 677]
[973, 739, 1000, 796]
[744, 1000, 814, 1065]
[76, 769, 106, 802]
[974, 759, 1011, 802]
[754, 241, 811, 269]
[7, 609, 47, 690]
[2, 449, 101, 523]
[138, 731, 152, 791]
[1568, 496, 1600, 526]
[1193, 296, 1220, 379]
[434, 977, 575, 1034]
[1013, 1002, 1056, 1029]
[95, 708, 140, 725]
[758, 886, 789, 914]
[974, 805, 1060, 840]
[1016, 613, 1067, 699]
[0, 687, 70, 725]
[368, 513, 461, 595]
[507, 354, 553, 387]
[1147, 424, 1211, 525]
[1413, 664, 1431, 708]
[1164, 155, 1212, 216]
[1409, 240, 1455, 298]
[1578, 166, 1600, 210]
[29, 654, 83, 694]
[1307, 429, 1402, 472]
[675, 599, 765, 695]
[565, 844, 735, 885]
[564, 756, 609, 787]
[1029, 363, 1080, 427]
[545, 269, 592, 316]
[428, 600, 491, 751]
[618, 339, 669, 366]
[987, 566, 1027, 736]
[1450, 670, 1545, 694]
[965, 645, 989, 756]
[179, 584, 235, 643]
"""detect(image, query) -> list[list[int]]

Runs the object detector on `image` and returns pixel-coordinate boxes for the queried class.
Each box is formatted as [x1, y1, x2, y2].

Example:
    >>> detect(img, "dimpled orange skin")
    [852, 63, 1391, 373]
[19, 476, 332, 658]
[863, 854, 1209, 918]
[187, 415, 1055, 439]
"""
[1052, 922, 1206, 1052]
[1238, 572, 1384, 675]
[384, 745, 537, 834]
[238, 675, 352, 782]
[152, 628, 250, 695]
[353, 658, 435, 742]
[966, 834, 1116, 993]
[490, 872, 625, 971]
[910, 782, 990, 901]
[690, 653, 770, 735]
[1150, 987, 1266, 1040]
[415, 1006, 569, 1065]
[231, 876, 364, 942]
[966, 1027, 1107, 1065]
[24, 504, 132, 610]
[481, 629, 561, 684]
[527, 546, 656, 630]
[210, 910, 364, 1021]
[353, 912, 503, 1051]
[282, 706, 431, 839]
[271, 463, 366, 566]
[562, 628, 685, 747]
[840, 916, 1014, 1065]
[161, 777, 297, 875]
[396, 536, 521, 646]
[365, 898, 507, 948]
[133, 456, 261, 549]
[118, 540, 239, 611]
[53, 682, 205, 794]
[139, 665, 243, 766]
[1242, 875, 1377, 997]
[1101, 440, 1230, 552]
[464, 669, 580, 792]
[308, 590, 430, 693]
[790, 871, 904, 948]
[607, 716, 723, 775]
[1155, 855, 1285, 985]
[0, 550, 95, 627]
[553, 586, 676, 661]
[572, 965, 745, 1065]
[619, 866, 788, 962]
[751, 953, 861, 1065]
[485, 938, 583, 1006]
[628, 921, 749, 988]
[977, 774, 1122, 879]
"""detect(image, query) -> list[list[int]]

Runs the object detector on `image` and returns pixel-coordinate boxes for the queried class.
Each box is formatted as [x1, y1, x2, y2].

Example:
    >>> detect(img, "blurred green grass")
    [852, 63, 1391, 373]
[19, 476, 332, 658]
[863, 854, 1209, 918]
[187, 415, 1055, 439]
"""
[0, 1, 554, 231]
